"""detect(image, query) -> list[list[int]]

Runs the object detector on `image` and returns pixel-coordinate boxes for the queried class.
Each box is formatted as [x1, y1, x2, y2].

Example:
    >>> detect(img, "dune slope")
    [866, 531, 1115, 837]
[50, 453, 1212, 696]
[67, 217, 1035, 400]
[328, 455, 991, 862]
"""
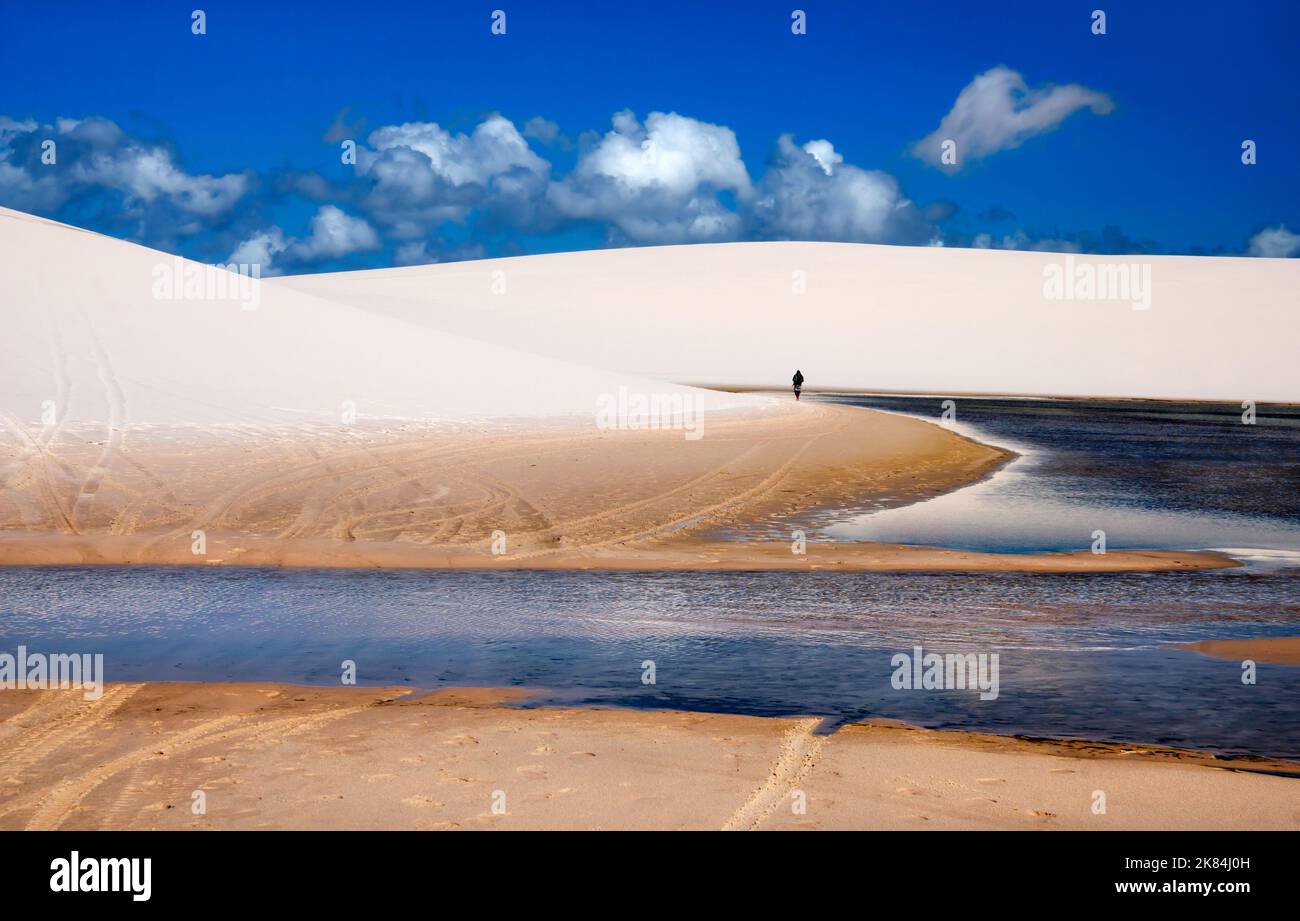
[276, 241, 1300, 403]
[0, 206, 759, 430]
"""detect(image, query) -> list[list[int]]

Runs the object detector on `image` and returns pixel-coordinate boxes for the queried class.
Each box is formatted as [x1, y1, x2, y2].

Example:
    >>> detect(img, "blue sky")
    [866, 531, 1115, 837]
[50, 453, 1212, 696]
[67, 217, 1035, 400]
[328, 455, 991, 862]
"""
[2, 0, 1297, 271]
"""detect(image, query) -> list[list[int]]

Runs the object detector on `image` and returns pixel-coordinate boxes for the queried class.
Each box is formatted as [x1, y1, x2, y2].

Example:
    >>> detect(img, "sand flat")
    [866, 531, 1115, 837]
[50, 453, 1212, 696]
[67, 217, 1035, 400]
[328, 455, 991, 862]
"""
[0, 684, 1294, 831]
[1177, 637, 1300, 666]
[0, 401, 1233, 572]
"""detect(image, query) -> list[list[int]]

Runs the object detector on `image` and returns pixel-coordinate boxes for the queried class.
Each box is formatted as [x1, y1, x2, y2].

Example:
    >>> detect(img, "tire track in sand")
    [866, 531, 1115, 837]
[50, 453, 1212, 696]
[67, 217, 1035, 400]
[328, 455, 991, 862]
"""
[508, 415, 836, 560]
[0, 685, 143, 795]
[39, 316, 73, 449]
[721, 718, 827, 831]
[16, 713, 244, 829]
[0, 692, 86, 747]
[70, 326, 128, 525]
[0, 412, 79, 534]
[21, 705, 367, 830]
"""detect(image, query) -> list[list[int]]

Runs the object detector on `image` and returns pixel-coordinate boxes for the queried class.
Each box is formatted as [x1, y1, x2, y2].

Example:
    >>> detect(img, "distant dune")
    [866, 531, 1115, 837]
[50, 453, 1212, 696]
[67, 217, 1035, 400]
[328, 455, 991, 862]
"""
[277, 241, 1300, 403]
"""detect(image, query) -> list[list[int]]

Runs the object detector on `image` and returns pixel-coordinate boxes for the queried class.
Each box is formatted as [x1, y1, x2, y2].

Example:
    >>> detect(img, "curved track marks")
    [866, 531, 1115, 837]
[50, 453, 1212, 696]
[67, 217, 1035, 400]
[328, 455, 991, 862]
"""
[0, 691, 368, 830]
[721, 718, 827, 831]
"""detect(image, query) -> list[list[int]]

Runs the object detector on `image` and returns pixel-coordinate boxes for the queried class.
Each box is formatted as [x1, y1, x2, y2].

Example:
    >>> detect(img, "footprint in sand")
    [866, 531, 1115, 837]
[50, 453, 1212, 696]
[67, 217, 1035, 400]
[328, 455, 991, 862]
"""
[401, 795, 444, 808]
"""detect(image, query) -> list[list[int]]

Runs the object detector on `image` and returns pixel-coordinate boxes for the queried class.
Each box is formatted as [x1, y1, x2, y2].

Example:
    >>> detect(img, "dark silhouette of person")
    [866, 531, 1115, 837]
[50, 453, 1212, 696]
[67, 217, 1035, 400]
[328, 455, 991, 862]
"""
[792, 369, 804, 400]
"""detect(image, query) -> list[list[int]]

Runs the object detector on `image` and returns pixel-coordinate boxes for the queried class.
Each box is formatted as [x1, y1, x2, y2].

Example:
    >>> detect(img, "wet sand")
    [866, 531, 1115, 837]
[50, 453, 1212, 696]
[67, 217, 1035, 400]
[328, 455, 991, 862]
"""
[0, 402, 1234, 573]
[0, 683, 1294, 831]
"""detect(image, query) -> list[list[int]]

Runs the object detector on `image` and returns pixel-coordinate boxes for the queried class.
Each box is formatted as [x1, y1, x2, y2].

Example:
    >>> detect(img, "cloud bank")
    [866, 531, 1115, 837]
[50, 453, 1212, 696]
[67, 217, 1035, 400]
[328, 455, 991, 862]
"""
[0, 115, 251, 247]
[3, 93, 1292, 272]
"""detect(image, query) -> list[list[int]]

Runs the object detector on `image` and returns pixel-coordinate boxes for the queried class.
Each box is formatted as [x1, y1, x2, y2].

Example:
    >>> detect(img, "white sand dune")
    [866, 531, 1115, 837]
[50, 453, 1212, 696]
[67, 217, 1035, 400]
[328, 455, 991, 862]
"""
[276, 242, 1300, 403]
[0, 207, 763, 431]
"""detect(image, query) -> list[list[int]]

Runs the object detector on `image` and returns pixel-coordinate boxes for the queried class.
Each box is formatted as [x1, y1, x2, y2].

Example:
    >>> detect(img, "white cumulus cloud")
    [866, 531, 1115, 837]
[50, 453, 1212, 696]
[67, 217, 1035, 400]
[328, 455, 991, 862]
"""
[750, 135, 934, 244]
[358, 115, 550, 235]
[228, 206, 379, 273]
[0, 115, 251, 229]
[912, 66, 1114, 170]
[291, 205, 380, 261]
[228, 227, 287, 268]
[547, 110, 751, 243]
[972, 229, 1081, 252]
[1247, 225, 1300, 258]
[521, 116, 564, 146]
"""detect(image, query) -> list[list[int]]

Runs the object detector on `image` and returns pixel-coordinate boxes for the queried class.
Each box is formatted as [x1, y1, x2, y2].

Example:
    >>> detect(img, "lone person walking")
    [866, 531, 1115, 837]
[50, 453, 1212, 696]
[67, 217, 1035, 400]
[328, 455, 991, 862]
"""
[792, 369, 805, 401]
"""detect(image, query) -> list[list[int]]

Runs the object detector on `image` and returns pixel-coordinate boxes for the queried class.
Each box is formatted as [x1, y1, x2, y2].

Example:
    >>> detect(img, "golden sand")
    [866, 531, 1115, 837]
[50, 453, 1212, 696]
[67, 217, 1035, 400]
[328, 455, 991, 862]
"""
[0, 402, 1233, 573]
[0, 683, 1293, 831]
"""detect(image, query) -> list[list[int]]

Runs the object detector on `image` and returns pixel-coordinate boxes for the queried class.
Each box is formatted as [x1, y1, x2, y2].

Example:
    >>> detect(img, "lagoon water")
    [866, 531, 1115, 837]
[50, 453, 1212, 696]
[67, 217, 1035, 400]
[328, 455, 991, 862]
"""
[1, 397, 1297, 759]
[815, 395, 1300, 556]
[1, 564, 1297, 759]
